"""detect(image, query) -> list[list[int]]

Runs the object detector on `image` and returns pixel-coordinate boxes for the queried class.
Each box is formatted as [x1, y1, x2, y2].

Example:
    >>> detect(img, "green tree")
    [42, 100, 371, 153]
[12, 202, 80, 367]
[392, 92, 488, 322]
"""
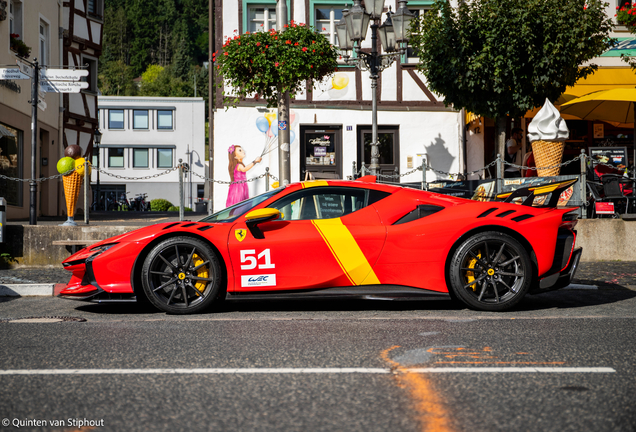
[409, 0, 615, 173]
[216, 23, 339, 107]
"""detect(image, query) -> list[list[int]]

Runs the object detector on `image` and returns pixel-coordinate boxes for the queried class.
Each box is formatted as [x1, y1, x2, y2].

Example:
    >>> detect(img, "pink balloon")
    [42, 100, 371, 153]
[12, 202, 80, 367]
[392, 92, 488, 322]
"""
[267, 127, 274, 138]
[290, 111, 297, 125]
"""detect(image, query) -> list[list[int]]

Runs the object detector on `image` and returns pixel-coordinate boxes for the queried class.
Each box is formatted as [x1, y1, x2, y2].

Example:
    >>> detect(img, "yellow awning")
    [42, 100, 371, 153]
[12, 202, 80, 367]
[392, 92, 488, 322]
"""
[525, 67, 636, 118]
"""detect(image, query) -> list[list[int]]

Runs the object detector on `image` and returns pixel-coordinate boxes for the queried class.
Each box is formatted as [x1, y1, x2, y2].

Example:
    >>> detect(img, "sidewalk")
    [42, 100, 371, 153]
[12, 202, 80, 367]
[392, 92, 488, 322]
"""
[6, 210, 209, 227]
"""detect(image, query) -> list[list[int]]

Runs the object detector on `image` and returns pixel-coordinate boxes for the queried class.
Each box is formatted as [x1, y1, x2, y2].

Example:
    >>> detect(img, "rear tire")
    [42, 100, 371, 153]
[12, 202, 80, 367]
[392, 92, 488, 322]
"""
[142, 236, 222, 314]
[449, 231, 531, 311]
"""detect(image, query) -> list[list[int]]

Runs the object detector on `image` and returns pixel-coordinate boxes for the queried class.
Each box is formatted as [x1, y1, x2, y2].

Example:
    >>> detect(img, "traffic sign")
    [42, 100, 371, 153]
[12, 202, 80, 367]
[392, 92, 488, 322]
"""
[41, 69, 89, 82]
[0, 67, 30, 80]
[40, 80, 89, 93]
[15, 59, 33, 77]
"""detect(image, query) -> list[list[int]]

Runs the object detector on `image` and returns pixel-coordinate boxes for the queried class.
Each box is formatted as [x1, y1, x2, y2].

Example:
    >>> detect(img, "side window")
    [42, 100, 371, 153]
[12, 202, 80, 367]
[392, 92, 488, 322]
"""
[269, 187, 368, 221]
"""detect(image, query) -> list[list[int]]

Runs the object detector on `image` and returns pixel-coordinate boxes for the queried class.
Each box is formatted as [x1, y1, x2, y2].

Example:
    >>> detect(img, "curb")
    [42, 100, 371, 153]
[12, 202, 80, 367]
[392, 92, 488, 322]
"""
[0, 284, 55, 297]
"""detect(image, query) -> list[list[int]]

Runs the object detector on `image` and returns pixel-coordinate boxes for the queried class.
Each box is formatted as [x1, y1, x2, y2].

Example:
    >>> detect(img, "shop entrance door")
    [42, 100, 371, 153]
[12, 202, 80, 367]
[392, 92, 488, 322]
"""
[357, 126, 400, 180]
[300, 125, 342, 180]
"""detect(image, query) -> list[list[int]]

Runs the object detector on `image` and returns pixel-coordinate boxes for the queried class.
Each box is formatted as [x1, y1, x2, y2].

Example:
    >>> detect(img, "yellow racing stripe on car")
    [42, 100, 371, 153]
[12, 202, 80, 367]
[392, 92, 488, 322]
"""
[312, 218, 380, 286]
[301, 180, 329, 188]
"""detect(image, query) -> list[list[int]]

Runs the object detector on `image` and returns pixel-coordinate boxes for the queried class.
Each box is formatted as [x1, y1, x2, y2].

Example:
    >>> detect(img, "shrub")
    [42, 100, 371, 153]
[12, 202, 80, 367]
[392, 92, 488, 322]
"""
[167, 206, 192, 212]
[150, 198, 173, 211]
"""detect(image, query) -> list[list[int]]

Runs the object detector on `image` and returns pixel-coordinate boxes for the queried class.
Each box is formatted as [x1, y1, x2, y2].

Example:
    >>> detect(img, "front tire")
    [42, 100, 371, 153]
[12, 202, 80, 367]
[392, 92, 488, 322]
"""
[141, 236, 222, 314]
[449, 231, 531, 311]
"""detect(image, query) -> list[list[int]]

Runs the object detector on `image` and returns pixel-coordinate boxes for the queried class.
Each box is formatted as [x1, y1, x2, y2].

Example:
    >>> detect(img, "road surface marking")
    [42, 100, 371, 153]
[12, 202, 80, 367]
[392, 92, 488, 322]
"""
[0, 367, 616, 375]
[382, 346, 455, 432]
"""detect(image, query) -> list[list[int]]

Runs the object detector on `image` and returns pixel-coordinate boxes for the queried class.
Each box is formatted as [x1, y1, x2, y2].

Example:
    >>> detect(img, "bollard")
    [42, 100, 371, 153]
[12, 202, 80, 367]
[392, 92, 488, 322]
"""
[361, 163, 366, 177]
[265, 167, 270, 192]
[496, 154, 503, 195]
[178, 159, 184, 221]
[352, 161, 357, 180]
[580, 149, 587, 219]
[422, 157, 428, 191]
[84, 156, 89, 225]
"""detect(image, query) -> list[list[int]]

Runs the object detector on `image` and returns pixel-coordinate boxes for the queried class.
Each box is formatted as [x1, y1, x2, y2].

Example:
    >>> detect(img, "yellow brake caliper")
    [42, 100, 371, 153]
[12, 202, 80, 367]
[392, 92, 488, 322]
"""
[465, 251, 481, 291]
[192, 254, 209, 295]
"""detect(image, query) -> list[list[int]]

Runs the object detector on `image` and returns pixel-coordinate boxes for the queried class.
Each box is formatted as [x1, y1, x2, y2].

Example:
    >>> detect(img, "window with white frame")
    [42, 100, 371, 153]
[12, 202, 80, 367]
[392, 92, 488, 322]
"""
[133, 110, 149, 129]
[248, 6, 277, 32]
[157, 148, 173, 168]
[157, 110, 173, 129]
[109, 110, 124, 129]
[9, 1, 23, 39]
[133, 148, 149, 168]
[108, 148, 124, 168]
[314, 5, 344, 45]
[405, 5, 433, 63]
[39, 20, 49, 67]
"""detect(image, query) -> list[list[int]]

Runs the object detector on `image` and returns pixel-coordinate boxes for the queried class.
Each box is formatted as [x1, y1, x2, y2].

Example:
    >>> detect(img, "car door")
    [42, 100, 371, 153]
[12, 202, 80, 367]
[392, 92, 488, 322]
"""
[227, 185, 387, 292]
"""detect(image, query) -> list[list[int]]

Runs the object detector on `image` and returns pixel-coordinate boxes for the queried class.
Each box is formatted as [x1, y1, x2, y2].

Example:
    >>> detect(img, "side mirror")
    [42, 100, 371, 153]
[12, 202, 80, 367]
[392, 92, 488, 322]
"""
[244, 208, 281, 239]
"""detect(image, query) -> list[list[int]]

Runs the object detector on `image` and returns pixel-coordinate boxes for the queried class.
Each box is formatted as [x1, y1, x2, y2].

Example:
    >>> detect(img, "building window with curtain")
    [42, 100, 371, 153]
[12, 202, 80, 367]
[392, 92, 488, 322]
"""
[157, 110, 173, 130]
[108, 148, 124, 167]
[248, 6, 277, 32]
[133, 148, 149, 168]
[109, 110, 124, 129]
[0, 123, 23, 206]
[157, 148, 173, 168]
[133, 110, 149, 129]
[405, 5, 432, 62]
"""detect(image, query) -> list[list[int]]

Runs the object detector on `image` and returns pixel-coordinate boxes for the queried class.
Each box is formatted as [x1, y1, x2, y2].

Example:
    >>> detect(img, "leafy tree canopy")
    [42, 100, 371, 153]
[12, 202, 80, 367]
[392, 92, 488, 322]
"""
[409, 0, 615, 119]
[215, 23, 339, 107]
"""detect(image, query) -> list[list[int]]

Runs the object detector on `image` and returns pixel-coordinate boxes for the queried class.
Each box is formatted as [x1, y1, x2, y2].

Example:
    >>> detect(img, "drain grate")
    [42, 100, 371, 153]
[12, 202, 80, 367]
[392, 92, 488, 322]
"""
[1, 316, 87, 323]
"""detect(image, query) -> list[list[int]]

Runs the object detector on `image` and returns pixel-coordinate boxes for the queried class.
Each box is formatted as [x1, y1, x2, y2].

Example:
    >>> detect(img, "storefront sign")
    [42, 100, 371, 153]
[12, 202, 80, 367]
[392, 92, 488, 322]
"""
[593, 123, 604, 138]
[314, 147, 326, 157]
[589, 147, 628, 169]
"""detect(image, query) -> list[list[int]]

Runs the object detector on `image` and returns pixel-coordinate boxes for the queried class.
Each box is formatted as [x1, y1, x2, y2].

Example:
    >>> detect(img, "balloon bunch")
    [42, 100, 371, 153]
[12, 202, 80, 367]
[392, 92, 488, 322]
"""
[255, 111, 297, 158]
[56, 144, 92, 226]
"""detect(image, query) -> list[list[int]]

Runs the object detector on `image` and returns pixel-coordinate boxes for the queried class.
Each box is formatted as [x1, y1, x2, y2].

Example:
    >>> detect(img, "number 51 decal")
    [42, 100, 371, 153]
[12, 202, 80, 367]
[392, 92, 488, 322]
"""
[240, 249, 276, 270]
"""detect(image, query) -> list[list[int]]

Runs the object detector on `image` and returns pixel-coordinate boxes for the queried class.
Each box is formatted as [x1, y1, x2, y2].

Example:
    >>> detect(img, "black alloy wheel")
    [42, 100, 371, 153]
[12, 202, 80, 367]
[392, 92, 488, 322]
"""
[449, 231, 532, 311]
[141, 236, 222, 314]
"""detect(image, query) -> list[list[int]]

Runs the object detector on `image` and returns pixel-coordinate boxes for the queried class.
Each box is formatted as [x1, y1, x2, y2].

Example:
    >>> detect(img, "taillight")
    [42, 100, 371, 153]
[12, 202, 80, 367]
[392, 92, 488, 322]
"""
[561, 210, 578, 229]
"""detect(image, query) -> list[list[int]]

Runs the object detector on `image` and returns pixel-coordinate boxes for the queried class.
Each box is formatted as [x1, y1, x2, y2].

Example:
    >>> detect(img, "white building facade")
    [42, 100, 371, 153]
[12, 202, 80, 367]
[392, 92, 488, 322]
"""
[95, 96, 206, 209]
[210, 0, 464, 213]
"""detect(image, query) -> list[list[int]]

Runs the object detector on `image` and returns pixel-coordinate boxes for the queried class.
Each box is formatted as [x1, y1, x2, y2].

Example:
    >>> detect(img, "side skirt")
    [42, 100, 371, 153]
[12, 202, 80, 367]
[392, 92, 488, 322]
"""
[225, 285, 451, 302]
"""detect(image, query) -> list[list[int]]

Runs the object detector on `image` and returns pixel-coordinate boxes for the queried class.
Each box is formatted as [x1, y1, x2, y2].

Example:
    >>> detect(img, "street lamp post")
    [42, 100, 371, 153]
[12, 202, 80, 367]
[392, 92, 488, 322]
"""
[93, 128, 101, 211]
[338, 0, 414, 176]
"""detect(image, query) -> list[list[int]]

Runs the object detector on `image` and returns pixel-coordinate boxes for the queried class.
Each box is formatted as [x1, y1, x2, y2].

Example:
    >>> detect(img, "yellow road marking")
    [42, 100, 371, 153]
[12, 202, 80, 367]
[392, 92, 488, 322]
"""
[312, 218, 380, 285]
[381, 346, 455, 432]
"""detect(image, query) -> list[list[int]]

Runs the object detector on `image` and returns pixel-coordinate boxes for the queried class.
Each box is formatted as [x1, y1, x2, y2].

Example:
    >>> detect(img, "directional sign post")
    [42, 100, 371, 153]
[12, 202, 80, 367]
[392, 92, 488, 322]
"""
[15, 58, 33, 78]
[40, 80, 89, 93]
[41, 69, 88, 82]
[0, 67, 31, 80]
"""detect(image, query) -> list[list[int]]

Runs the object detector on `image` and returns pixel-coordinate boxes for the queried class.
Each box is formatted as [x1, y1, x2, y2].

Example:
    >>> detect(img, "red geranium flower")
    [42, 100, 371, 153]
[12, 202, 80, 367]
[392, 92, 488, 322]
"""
[302, 47, 308, 52]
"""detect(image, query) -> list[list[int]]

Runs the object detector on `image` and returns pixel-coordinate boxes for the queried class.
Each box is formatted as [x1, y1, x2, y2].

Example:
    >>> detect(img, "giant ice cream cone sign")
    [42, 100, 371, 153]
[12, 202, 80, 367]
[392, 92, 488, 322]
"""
[57, 145, 91, 226]
[527, 99, 569, 177]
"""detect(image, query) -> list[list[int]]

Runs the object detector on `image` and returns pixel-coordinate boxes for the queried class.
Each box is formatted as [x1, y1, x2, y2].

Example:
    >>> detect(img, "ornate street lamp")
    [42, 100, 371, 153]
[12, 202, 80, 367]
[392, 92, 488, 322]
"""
[339, 0, 414, 176]
[93, 128, 102, 211]
[378, 9, 397, 53]
[335, 8, 354, 55]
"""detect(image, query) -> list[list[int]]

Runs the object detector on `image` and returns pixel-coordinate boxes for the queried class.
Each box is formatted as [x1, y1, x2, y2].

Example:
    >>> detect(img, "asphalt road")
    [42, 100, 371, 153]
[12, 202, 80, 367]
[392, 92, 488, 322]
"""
[0, 285, 635, 432]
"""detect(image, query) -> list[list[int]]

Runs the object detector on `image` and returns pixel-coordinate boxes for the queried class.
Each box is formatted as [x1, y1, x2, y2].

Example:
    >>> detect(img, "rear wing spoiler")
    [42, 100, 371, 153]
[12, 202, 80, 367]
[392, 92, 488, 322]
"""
[495, 179, 578, 207]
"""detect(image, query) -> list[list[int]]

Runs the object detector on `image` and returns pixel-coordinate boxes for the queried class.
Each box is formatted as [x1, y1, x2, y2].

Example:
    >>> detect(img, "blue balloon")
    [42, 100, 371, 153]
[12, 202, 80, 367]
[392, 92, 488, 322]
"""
[273, 121, 279, 136]
[256, 116, 270, 133]
[290, 131, 296, 143]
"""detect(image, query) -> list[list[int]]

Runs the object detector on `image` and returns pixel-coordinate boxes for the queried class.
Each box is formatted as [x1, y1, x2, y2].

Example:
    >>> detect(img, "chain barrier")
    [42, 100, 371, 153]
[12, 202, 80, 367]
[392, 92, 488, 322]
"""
[505, 154, 584, 172]
[95, 166, 179, 180]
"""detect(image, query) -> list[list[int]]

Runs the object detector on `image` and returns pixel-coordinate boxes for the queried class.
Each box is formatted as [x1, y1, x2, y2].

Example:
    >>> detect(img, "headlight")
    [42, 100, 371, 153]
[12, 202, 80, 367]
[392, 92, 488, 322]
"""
[90, 243, 119, 253]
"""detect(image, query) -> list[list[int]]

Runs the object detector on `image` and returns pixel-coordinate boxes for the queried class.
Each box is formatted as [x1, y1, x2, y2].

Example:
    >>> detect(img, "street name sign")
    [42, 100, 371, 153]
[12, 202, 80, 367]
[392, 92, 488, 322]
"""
[41, 69, 89, 82]
[40, 80, 89, 93]
[0, 67, 30, 80]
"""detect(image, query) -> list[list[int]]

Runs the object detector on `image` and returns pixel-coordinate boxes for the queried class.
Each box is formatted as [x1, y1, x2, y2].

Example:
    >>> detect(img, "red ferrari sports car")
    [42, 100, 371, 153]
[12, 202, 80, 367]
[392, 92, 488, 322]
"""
[59, 176, 581, 313]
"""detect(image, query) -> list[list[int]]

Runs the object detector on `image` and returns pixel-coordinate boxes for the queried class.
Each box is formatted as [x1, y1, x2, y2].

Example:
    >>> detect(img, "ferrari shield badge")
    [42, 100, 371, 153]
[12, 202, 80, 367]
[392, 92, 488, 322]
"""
[235, 229, 247, 242]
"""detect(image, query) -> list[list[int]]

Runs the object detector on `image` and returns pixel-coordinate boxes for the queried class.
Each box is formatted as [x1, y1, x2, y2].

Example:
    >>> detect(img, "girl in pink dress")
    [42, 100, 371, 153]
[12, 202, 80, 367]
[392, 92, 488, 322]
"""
[226, 145, 262, 207]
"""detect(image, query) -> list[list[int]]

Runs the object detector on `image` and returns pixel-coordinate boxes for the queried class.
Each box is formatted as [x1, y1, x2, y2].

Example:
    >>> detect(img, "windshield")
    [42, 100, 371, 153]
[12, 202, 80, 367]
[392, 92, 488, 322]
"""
[199, 188, 284, 223]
